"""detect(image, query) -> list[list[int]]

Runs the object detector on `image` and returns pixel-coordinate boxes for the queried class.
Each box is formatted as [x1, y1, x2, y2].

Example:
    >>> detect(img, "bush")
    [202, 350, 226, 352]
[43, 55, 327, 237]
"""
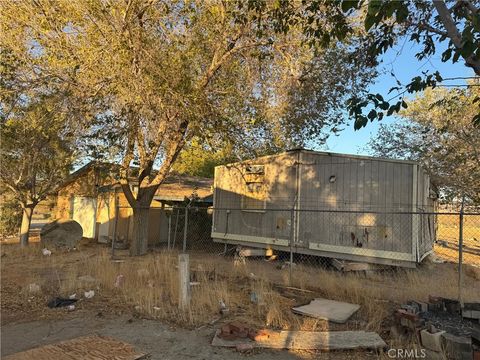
[0, 199, 22, 238]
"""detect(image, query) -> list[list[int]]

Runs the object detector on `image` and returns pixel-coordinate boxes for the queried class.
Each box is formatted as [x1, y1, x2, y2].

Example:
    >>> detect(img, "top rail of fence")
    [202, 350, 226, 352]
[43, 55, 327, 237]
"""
[114, 204, 480, 216]
[209, 207, 480, 216]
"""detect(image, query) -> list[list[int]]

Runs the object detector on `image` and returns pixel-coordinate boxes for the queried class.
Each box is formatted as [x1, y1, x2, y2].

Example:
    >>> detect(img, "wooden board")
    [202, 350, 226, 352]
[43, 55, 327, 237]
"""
[4, 335, 147, 360]
[238, 248, 274, 257]
[292, 298, 360, 323]
[212, 329, 386, 350]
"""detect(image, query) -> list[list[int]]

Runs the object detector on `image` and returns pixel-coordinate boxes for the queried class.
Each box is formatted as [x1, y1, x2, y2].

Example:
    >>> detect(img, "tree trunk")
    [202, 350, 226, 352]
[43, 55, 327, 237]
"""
[130, 205, 150, 256]
[19, 205, 34, 247]
[433, 0, 480, 76]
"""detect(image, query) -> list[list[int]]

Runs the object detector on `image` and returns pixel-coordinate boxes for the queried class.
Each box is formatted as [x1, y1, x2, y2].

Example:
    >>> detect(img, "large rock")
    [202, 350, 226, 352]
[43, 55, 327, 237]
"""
[40, 219, 83, 248]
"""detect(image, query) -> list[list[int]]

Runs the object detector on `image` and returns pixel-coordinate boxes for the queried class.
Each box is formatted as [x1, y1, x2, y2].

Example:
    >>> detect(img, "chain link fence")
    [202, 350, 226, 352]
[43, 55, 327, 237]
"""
[110, 205, 480, 302]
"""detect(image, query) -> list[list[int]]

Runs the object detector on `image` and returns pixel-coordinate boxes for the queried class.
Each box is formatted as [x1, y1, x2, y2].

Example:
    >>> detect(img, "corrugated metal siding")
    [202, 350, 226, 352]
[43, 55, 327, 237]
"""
[297, 152, 413, 254]
[212, 150, 434, 264]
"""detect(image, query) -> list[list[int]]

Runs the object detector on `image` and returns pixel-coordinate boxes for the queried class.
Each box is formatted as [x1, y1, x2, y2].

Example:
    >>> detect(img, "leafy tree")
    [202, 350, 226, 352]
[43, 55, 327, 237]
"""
[1, 1, 376, 255]
[252, 0, 480, 127]
[171, 139, 235, 178]
[0, 48, 79, 246]
[0, 97, 76, 246]
[368, 85, 480, 204]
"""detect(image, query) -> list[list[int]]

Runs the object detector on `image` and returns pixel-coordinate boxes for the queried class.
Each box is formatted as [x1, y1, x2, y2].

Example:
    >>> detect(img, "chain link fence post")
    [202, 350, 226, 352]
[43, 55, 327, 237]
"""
[458, 196, 465, 307]
[111, 203, 119, 259]
[289, 208, 294, 286]
[182, 205, 189, 253]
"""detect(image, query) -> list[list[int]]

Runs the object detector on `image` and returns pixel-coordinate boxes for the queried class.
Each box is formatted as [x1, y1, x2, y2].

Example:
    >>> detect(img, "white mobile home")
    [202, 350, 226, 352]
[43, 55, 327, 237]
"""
[212, 149, 436, 267]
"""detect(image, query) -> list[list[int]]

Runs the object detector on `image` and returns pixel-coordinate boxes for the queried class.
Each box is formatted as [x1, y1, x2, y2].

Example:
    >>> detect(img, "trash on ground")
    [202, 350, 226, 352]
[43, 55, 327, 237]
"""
[67, 304, 76, 311]
[219, 299, 229, 315]
[42, 248, 51, 256]
[69, 293, 77, 299]
[84, 290, 95, 299]
[47, 297, 78, 308]
[114, 274, 125, 288]
[292, 298, 360, 323]
[212, 328, 386, 350]
[27, 283, 41, 293]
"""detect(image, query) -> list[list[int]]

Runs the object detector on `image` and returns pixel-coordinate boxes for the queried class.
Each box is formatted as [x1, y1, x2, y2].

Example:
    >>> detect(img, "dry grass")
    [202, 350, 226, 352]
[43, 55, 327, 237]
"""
[436, 213, 480, 265]
[1, 243, 479, 349]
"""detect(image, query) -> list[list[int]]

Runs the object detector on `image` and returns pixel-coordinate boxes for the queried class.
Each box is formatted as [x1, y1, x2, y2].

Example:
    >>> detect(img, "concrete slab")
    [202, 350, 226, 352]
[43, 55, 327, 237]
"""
[292, 298, 360, 323]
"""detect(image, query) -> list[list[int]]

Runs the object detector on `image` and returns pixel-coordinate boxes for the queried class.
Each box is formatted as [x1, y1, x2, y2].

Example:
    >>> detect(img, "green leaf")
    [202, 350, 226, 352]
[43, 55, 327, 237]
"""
[452, 50, 461, 63]
[387, 106, 395, 116]
[368, 109, 377, 120]
[379, 101, 390, 110]
[395, 4, 408, 23]
[341, 0, 360, 12]
[401, 100, 408, 109]
[460, 41, 476, 58]
[441, 48, 452, 62]
[365, 15, 376, 31]
[354, 115, 368, 130]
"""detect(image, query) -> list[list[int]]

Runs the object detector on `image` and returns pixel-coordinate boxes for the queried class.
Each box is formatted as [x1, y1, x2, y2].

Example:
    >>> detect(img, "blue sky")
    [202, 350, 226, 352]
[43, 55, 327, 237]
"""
[320, 40, 475, 156]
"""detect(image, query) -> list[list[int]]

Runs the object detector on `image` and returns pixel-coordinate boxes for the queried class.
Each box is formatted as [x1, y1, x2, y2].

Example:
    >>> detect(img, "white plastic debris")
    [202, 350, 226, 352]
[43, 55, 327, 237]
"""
[114, 274, 125, 288]
[27, 283, 41, 293]
[42, 248, 52, 256]
[69, 293, 77, 299]
[84, 290, 95, 299]
[153, 306, 161, 311]
[67, 305, 76, 311]
[219, 299, 229, 315]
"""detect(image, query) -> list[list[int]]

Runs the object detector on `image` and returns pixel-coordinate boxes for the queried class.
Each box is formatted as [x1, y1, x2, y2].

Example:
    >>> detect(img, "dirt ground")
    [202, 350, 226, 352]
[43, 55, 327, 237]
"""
[1, 240, 478, 359]
[1, 311, 380, 360]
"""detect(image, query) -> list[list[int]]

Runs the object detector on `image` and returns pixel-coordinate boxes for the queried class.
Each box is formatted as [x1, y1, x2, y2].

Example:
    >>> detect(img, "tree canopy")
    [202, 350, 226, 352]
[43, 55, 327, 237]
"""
[368, 84, 480, 205]
[250, 0, 480, 128]
[0, 52, 77, 245]
[0, 0, 376, 253]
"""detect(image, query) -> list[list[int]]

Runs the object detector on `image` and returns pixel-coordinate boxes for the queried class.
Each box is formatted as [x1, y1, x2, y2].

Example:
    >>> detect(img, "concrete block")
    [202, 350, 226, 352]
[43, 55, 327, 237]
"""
[412, 300, 429, 313]
[472, 323, 480, 343]
[443, 299, 461, 314]
[442, 333, 472, 360]
[421, 329, 446, 352]
[428, 302, 443, 312]
[463, 310, 480, 320]
[464, 303, 480, 311]
[402, 304, 418, 314]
